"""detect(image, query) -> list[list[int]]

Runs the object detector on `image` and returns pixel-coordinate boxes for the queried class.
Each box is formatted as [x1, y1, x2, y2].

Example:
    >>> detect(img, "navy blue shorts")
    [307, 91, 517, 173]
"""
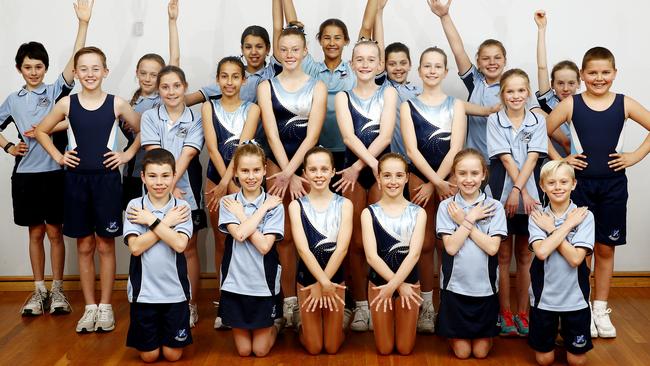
[436, 290, 500, 339]
[63, 170, 122, 238]
[127, 301, 192, 352]
[11, 170, 64, 226]
[572, 175, 627, 245]
[187, 157, 207, 232]
[219, 290, 282, 329]
[121, 175, 143, 211]
[507, 214, 529, 237]
[529, 306, 592, 355]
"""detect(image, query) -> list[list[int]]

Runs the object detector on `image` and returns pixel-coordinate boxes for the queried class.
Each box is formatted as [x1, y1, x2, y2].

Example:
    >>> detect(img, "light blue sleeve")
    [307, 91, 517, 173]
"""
[174, 201, 194, 238]
[301, 53, 319, 78]
[435, 200, 456, 238]
[487, 113, 510, 159]
[200, 84, 222, 101]
[0, 96, 12, 131]
[217, 196, 240, 234]
[183, 118, 204, 151]
[459, 64, 481, 92]
[487, 201, 508, 237]
[53, 73, 74, 99]
[261, 203, 285, 241]
[123, 199, 145, 245]
[528, 114, 548, 156]
[140, 110, 161, 147]
[528, 214, 548, 250]
[571, 211, 595, 254]
[527, 94, 541, 110]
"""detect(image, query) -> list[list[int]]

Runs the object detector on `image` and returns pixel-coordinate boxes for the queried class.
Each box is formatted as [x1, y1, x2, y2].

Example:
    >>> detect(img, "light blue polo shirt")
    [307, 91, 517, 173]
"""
[536, 89, 573, 156]
[0, 74, 74, 173]
[436, 192, 507, 297]
[380, 73, 421, 162]
[124, 194, 193, 303]
[487, 110, 548, 214]
[200, 57, 281, 103]
[528, 202, 594, 312]
[218, 190, 284, 297]
[121, 93, 161, 178]
[302, 54, 355, 152]
[460, 65, 539, 162]
[141, 105, 204, 210]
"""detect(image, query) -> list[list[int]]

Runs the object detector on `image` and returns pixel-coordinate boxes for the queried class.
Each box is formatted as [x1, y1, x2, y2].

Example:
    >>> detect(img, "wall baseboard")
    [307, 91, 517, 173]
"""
[1, 272, 649, 291]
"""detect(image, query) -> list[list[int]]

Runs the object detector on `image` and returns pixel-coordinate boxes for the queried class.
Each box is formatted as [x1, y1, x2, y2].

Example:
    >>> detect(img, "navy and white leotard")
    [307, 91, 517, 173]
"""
[206, 99, 252, 183]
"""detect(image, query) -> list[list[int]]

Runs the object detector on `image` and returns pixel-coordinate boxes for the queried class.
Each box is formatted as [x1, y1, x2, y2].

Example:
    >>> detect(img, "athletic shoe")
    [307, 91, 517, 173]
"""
[283, 297, 298, 329]
[417, 300, 435, 333]
[49, 287, 72, 314]
[20, 289, 48, 316]
[95, 305, 115, 332]
[593, 306, 616, 338]
[76, 306, 97, 333]
[350, 306, 372, 332]
[589, 303, 598, 338]
[343, 308, 353, 331]
[514, 312, 529, 337]
[213, 301, 230, 330]
[499, 311, 519, 337]
[189, 303, 198, 328]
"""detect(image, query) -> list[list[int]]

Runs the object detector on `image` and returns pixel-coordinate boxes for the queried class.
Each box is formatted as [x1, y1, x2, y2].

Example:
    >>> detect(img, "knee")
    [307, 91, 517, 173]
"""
[140, 349, 160, 363]
[96, 240, 115, 256]
[472, 346, 490, 359]
[376, 344, 393, 356]
[452, 347, 471, 359]
[567, 353, 587, 366]
[236, 343, 252, 357]
[595, 245, 615, 260]
[498, 249, 511, 264]
[304, 340, 323, 355]
[535, 351, 555, 366]
[162, 347, 183, 362]
[396, 342, 414, 356]
[252, 342, 272, 357]
[323, 340, 340, 355]
[77, 241, 95, 257]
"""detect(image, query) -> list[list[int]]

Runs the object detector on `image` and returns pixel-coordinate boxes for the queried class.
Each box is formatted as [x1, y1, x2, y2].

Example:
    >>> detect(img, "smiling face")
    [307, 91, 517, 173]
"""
[454, 155, 486, 198]
[501, 74, 530, 112]
[137, 59, 164, 96]
[581, 59, 616, 96]
[418, 50, 448, 88]
[304, 151, 335, 191]
[378, 157, 409, 199]
[235, 154, 266, 194]
[241, 34, 270, 71]
[351, 43, 381, 82]
[158, 72, 187, 110]
[74, 53, 108, 91]
[218, 62, 245, 98]
[319, 25, 348, 61]
[142, 163, 175, 200]
[477, 44, 506, 83]
[18, 56, 47, 89]
[552, 68, 580, 100]
[386, 51, 411, 84]
[540, 165, 576, 206]
[278, 34, 307, 71]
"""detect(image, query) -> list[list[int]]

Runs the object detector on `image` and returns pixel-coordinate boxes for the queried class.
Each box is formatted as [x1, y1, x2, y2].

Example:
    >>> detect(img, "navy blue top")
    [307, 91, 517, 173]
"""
[67, 94, 118, 172]
[571, 94, 626, 178]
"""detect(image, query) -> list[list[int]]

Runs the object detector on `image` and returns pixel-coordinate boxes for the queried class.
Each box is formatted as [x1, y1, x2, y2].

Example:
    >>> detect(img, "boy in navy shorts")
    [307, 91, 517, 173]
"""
[546, 46, 650, 338]
[124, 148, 193, 363]
[528, 160, 595, 366]
[0, 0, 93, 316]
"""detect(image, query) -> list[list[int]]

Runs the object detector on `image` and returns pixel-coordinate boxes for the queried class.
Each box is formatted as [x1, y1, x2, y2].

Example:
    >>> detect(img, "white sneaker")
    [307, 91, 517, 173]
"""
[283, 297, 298, 328]
[20, 289, 48, 316]
[49, 287, 72, 314]
[417, 300, 435, 333]
[189, 303, 198, 328]
[95, 305, 115, 332]
[76, 306, 97, 333]
[213, 301, 230, 330]
[350, 306, 371, 332]
[593, 306, 616, 338]
[589, 304, 598, 338]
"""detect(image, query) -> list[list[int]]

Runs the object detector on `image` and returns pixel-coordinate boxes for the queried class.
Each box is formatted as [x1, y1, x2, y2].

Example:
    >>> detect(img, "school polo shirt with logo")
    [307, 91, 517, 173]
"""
[123, 195, 193, 303]
[218, 191, 284, 297]
[141, 105, 204, 210]
[436, 192, 507, 296]
[0, 74, 74, 173]
[528, 202, 594, 311]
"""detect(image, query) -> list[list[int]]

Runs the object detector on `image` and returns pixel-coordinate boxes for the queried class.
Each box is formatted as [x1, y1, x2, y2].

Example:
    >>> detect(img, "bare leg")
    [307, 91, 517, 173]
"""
[345, 182, 368, 302]
[322, 285, 346, 354]
[449, 338, 472, 359]
[184, 234, 200, 304]
[140, 349, 160, 363]
[471, 337, 493, 359]
[77, 235, 97, 305]
[162, 346, 183, 362]
[409, 175, 435, 293]
[515, 235, 532, 314]
[394, 285, 420, 355]
[368, 282, 395, 355]
[297, 283, 324, 354]
[498, 236, 513, 313]
[535, 350, 555, 366]
[45, 224, 65, 281]
[28, 225, 47, 281]
[251, 326, 278, 357]
[95, 236, 116, 304]
[593, 243, 615, 301]
[232, 328, 253, 357]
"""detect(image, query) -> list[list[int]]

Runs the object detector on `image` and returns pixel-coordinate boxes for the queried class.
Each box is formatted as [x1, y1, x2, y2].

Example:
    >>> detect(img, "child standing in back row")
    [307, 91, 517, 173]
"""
[546, 46, 650, 338]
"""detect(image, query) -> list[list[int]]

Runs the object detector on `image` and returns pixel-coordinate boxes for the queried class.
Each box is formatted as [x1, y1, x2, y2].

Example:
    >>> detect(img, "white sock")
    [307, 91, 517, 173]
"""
[51, 280, 63, 291]
[355, 300, 369, 309]
[421, 291, 433, 303]
[98, 303, 112, 310]
[284, 296, 297, 304]
[593, 300, 608, 310]
[34, 280, 47, 293]
[85, 304, 98, 311]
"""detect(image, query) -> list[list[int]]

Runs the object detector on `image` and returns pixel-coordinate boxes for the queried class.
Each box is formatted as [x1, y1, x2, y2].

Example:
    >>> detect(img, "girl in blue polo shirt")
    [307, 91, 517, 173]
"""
[140, 66, 204, 328]
[218, 143, 284, 357]
[202, 56, 260, 329]
[487, 69, 548, 337]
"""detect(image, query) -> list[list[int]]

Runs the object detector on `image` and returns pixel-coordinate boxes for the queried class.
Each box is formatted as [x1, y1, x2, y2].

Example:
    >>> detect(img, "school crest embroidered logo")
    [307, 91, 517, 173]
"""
[106, 221, 119, 233]
[608, 229, 621, 242]
[176, 127, 188, 138]
[37, 96, 51, 108]
[521, 131, 533, 143]
[270, 304, 277, 318]
[572, 334, 587, 348]
[174, 328, 188, 342]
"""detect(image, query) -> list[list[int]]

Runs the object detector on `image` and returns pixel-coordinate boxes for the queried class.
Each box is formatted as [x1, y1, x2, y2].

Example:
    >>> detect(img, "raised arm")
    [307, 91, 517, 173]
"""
[168, 0, 180, 67]
[535, 10, 551, 95]
[427, 0, 472, 75]
[63, 0, 93, 84]
[274, 0, 288, 60]
[359, 0, 379, 40]
[374, 0, 388, 67]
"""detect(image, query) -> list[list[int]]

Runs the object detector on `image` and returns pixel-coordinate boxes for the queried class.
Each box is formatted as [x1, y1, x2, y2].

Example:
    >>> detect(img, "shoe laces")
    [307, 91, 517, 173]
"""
[97, 307, 112, 322]
[517, 313, 529, 328]
[352, 307, 369, 323]
[420, 302, 435, 320]
[50, 288, 70, 305]
[80, 307, 97, 323]
[502, 311, 516, 327]
[594, 307, 613, 325]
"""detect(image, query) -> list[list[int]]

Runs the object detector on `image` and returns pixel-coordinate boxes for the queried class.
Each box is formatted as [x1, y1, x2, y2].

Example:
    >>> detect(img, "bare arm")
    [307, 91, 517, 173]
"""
[402, 102, 446, 185]
[115, 97, 141, 133]
[374, 0, 388, 68]
[535, 10, 551, 95]
[359, 0, 379, 40]
[427, 0, 472, 75]
[322, 199, 353, 279]
[258, 81, 290, 167]
[172, 146, 198, 189]
[463, 101, 500, 117]
[168, 0, 180, 67]
[436, 99, 467, 180]
[202, 101, 228, 177]
[361, 209, 397, 281]
[63, 0, 93, 84]
[185, 91, 206, 107]
[34, 97, 70, 165]
[274, 0, 287, 60]
[385, 209, 426, 287]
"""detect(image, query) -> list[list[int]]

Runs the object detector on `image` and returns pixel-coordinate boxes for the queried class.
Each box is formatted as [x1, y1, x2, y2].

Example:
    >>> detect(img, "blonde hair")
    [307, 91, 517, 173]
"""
[499, 68, 531, 105]
[539, 159, 575, 184]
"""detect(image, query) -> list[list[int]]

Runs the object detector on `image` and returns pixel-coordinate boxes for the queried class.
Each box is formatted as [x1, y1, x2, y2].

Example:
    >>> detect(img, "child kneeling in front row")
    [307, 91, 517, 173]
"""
[124, 148, 194, 363]
[528, 160, 594, 366]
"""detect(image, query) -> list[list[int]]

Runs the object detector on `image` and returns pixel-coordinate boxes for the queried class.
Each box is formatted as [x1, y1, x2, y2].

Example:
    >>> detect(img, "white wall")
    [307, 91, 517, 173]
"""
[0, 0, 648, 276]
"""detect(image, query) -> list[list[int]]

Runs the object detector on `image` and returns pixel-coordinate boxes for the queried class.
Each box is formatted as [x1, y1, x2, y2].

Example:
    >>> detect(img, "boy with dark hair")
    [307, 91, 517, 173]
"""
[0, 0, 93, 316]
[124, 148, 193, 363]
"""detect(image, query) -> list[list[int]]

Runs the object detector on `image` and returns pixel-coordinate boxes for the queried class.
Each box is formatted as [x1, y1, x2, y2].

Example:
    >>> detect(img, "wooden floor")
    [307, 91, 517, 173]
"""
[1, 288, 649, 366]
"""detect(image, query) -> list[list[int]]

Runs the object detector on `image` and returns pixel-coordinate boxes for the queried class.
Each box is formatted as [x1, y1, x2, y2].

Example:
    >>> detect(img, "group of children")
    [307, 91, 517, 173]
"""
[2, 0, 650, 364]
